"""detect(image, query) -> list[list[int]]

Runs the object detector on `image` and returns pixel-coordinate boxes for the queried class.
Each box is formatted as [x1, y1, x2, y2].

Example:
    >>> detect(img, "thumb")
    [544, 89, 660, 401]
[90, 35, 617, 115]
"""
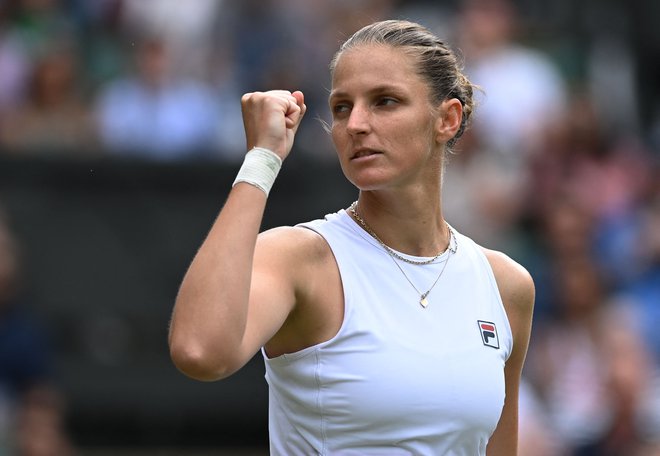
[285, 91, 306, 132]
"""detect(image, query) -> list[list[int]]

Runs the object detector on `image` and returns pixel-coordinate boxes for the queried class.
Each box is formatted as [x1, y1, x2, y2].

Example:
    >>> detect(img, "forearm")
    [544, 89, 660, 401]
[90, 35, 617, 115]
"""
[169, 183, 266, 380]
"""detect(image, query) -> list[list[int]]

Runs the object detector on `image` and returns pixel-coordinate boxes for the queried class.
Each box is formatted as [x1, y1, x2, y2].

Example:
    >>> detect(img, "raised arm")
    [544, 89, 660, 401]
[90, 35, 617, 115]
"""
[168, 90, 306, 381]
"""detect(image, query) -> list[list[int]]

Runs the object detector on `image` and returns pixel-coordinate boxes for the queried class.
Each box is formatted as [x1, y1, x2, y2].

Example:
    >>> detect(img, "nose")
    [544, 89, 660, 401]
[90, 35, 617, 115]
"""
[346, 104, 371, 136]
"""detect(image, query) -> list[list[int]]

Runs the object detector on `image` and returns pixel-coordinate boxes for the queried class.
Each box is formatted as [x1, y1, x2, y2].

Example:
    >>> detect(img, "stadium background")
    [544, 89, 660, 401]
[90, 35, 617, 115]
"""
[0, 0, 658, 454]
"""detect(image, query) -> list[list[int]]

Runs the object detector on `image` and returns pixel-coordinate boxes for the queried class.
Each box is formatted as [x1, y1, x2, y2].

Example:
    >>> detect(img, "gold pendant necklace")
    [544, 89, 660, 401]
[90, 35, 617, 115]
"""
[348, 201, 457, 308]
[391, 251, 451, 308]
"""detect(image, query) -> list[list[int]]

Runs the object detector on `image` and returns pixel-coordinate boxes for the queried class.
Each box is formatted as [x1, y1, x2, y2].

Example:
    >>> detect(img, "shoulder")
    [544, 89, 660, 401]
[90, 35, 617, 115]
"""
[480, 248, 535, 304]
[256, 225, 333, 272]
[258, 224, 329, 252]
[479, 247, 535, 341]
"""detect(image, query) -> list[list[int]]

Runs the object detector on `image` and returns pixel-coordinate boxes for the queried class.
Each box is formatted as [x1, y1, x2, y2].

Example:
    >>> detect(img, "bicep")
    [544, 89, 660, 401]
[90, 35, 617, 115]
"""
[235, 229, 299, 364]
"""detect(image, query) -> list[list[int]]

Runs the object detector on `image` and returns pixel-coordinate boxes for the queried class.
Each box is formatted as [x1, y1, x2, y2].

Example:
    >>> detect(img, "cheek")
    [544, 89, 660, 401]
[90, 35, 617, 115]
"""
[399, 121, 435, 151]
[331, 124, 345, 148]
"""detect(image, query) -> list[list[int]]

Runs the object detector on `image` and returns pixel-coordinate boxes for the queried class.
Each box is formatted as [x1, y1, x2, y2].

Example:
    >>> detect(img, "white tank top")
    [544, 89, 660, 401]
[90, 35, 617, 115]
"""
[263, 209, 513, 455]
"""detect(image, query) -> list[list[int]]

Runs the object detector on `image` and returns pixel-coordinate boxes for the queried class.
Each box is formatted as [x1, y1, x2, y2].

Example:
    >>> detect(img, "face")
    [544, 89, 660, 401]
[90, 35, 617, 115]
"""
[329, 44, 441, 191]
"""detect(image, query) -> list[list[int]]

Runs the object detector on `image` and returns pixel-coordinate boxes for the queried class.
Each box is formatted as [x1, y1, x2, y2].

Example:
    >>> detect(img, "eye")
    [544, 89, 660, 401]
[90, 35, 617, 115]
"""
[332, 102, 351, 116]
[376, 97, 398, 107]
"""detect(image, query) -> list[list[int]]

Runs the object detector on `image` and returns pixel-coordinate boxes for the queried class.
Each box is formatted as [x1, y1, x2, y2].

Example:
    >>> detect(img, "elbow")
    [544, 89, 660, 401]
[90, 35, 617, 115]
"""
[169, 340, 238, 382]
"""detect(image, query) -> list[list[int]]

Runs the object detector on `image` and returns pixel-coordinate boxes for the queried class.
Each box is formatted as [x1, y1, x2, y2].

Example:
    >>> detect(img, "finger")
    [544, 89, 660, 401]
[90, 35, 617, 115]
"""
[265, 92, 299, 120]
[268, 90, 297, 108]
[270, 89, 293, 97]
[294, 91, 307, 120]
[286, 91, 306, 131]
[284, 101, 302, 129]
[289, 105, 306, 134]
[292, 90, 305, 108]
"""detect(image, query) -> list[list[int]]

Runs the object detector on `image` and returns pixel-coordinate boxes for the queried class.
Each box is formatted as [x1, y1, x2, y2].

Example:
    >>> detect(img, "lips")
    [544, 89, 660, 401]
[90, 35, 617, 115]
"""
[351, 148, 381, 159]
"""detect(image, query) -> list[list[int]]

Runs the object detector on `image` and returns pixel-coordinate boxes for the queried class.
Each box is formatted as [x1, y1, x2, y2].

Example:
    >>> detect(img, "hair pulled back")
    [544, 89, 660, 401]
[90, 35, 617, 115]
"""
[331, 20, 476, 147]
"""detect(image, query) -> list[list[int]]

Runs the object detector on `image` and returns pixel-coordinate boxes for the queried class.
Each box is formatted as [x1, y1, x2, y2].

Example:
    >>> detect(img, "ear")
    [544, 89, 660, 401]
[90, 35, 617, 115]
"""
[434, 98, 463, 144]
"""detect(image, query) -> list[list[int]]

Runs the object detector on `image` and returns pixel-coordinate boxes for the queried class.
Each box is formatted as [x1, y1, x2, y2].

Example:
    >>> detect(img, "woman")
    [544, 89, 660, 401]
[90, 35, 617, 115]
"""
[169, 20, 534, 455]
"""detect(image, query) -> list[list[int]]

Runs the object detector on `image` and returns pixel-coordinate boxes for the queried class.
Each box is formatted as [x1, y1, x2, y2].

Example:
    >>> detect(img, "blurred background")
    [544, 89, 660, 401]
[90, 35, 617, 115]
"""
[0, 0, 658, 454]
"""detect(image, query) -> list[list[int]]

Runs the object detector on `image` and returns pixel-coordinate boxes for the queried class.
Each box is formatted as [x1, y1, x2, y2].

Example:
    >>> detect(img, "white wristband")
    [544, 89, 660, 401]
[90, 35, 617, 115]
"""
[232, 147, 283, 196]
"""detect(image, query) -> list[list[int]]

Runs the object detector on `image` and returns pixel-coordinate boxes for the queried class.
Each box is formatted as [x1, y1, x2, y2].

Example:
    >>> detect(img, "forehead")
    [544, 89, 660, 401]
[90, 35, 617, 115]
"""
[331, 44, 423, 91]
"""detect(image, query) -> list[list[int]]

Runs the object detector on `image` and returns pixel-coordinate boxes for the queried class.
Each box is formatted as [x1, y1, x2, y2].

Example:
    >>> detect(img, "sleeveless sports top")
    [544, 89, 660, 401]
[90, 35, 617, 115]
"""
[263, 209, 513, 455]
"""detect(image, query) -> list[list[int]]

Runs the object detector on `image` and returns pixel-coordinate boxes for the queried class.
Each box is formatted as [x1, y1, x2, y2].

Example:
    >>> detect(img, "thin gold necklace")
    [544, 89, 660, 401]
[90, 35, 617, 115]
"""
[348, 201, 457, 308]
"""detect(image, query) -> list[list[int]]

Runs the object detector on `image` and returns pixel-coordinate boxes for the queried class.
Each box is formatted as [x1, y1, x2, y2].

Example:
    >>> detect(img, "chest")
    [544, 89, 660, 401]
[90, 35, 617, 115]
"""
[313, 257, 510, 444]
[324, 316, 506, 435]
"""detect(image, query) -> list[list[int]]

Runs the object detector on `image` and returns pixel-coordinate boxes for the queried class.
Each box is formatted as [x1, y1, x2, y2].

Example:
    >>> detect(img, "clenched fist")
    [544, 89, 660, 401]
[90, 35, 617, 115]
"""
[241, 90, 306, 160]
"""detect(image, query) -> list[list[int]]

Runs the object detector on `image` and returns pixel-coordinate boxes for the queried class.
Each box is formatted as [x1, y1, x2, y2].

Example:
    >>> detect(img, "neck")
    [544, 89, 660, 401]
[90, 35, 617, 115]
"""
[350, 191, 449, 257]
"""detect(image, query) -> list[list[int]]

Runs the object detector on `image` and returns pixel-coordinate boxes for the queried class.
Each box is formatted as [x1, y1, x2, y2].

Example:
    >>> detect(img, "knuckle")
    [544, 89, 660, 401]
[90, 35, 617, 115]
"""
[240, 93, 253, 107]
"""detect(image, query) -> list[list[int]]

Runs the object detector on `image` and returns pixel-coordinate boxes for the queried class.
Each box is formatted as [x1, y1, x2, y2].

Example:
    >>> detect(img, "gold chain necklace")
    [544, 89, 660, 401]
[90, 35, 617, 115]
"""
[349, 202, 449, 265]
[348, 201, 457, 308]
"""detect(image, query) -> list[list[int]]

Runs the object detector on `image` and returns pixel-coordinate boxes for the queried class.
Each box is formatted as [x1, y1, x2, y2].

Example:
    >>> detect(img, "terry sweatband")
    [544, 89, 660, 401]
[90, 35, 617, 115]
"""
[232, 147, 283, 196]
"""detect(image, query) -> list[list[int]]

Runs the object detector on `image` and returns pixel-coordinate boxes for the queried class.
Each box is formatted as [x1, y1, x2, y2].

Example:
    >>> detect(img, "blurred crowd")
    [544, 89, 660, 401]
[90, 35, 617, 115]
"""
[0, 208, 72, 455]
[0, 0, 659, 454]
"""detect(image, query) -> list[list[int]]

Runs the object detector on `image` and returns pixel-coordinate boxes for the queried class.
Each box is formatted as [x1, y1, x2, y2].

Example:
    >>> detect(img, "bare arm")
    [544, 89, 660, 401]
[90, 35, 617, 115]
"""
[484, 249, 535, 456]
[168, 90, 306, 381]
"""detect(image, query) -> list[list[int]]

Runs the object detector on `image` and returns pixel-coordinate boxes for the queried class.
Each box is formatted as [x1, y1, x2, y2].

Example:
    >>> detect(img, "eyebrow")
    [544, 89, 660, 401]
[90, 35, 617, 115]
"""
[328, 84, 407, 103]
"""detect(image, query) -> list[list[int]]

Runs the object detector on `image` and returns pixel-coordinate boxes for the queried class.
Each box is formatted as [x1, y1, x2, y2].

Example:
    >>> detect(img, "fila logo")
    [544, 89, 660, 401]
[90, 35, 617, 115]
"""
[478, 320, 500, 349]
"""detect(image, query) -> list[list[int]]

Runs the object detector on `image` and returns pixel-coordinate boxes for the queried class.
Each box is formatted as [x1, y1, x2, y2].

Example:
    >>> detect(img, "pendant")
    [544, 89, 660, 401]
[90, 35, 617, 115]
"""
[420, 297, 429, 308]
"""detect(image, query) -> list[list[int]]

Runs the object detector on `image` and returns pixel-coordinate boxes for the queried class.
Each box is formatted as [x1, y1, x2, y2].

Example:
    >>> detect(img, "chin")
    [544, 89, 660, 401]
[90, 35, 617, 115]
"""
[338, 156, 399, 190]
[345, 170, 393, 191]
